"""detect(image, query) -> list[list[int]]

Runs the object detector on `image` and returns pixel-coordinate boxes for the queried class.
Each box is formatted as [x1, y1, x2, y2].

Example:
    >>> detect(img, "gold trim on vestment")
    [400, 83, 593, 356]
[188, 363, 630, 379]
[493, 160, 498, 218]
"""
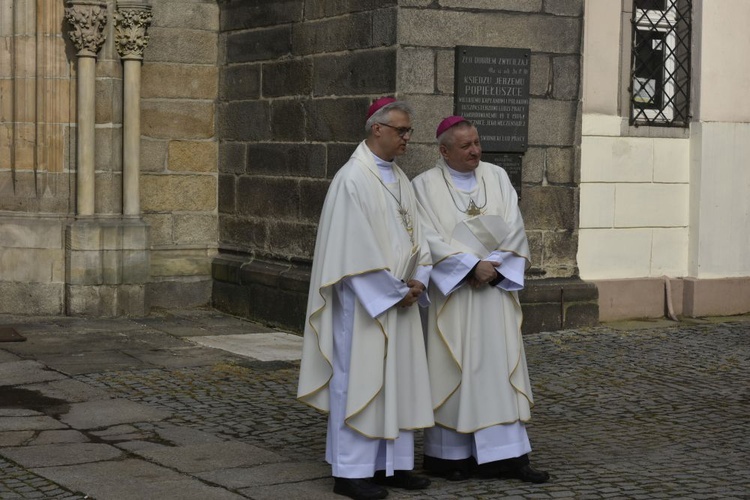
[431, 285, 533, 418]
[508, 290, 534, 406]
[432, 250, 465, 267]
[341, 314, 389, 438]
[432, 291, 464, 411]
[431, 416, 532, 434]
[297, 266, 391, 410]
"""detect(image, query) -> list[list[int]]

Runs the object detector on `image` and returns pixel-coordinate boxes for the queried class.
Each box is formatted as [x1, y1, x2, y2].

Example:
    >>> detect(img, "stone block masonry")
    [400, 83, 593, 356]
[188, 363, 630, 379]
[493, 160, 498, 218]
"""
[212, 1, 596, 333]
[392, 4, 587, 334]
[0, 0, 221, 315]
[214, 2, 400, 328]
[138, 0, 221, 310]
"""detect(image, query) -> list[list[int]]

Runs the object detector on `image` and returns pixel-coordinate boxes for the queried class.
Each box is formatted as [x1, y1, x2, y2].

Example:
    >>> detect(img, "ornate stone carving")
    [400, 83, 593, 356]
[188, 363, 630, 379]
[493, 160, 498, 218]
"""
[64, 1, 108, 57]
[114, 5, 153, 60]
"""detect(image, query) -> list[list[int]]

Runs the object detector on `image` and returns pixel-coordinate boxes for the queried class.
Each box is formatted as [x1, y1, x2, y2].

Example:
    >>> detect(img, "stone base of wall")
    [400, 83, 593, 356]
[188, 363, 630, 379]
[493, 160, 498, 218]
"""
[595, 277, 750, 321]
[212, 252, 599, 334]
[519, 278, 600, 334]
[212, 253, 309, 332]
[66, 284, 147, 316]
[65, 218, 151, 317]
[147, 246, 215, 310]
[147, 278, 213, 310]
[0, 215, 68, 315]
[0, 282, 65, 315]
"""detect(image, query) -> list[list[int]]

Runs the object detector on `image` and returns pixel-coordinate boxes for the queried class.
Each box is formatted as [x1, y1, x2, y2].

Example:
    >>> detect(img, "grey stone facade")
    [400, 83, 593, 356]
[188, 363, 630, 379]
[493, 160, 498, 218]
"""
[212, 0, 596, 333]
[0, 0, 219, 316]
[1, 0, 595, 331]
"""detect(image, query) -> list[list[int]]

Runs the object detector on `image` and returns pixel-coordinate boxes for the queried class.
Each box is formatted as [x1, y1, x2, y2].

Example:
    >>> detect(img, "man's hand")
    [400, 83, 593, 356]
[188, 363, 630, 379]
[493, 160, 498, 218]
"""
[469, 261, 501, 288]
[396, 280, 426, 308]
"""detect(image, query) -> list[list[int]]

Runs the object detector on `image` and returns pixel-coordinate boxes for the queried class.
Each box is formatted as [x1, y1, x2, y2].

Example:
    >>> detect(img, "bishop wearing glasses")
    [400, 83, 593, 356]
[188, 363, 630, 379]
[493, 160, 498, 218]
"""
[298, 97, 434, 499]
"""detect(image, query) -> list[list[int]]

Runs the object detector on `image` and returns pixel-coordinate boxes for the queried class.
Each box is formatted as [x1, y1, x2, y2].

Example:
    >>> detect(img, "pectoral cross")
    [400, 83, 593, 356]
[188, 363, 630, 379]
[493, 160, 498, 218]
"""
[398, 206, 415, 244]
[466, 199, 482, 216]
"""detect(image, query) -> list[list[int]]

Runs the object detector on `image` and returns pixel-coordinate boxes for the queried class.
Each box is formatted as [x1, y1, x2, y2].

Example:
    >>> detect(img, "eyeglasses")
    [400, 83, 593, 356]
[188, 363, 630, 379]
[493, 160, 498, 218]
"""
[377, 123, 414, 138]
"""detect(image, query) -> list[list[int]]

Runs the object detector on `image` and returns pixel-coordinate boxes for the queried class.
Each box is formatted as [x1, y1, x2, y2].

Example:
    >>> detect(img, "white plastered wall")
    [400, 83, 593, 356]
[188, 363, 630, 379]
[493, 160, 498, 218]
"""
[578, 0, 690, 280]
[688, 0, 750, 278]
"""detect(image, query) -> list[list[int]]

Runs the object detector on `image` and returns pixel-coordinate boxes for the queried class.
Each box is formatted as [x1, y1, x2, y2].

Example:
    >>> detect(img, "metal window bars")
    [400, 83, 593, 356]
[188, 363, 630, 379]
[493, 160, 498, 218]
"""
[630, 0, 692, 126]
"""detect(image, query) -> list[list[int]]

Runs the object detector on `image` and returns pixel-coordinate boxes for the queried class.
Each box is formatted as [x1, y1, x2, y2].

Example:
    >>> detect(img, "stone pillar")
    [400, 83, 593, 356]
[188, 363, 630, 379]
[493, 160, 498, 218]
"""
[63, 1, 151, 317]
[64, 0, 108, 216]
[115, 1, 152, 217]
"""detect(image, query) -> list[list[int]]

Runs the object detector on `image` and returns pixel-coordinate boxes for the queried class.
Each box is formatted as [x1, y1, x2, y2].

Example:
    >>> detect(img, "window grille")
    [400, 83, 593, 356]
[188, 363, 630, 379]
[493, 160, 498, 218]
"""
[630, 0, 692, 126]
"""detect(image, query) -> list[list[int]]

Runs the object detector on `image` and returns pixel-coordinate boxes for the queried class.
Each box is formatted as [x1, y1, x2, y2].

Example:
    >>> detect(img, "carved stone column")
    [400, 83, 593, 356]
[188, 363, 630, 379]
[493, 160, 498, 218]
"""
[64, 0, 150, 317]
[115, 1, 152, 217]
[64, 0, 108, 216]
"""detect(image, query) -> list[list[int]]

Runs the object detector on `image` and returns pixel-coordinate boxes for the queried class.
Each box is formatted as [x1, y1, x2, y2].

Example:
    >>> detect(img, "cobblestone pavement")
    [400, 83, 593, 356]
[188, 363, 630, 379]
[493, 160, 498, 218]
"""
[1, 310, 749, 499]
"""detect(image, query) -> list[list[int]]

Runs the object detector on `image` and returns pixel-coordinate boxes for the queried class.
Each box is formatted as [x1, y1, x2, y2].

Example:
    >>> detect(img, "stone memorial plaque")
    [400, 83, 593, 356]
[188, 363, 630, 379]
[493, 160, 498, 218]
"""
[455, 46, 531, 153]
[486, 153, 523, 200]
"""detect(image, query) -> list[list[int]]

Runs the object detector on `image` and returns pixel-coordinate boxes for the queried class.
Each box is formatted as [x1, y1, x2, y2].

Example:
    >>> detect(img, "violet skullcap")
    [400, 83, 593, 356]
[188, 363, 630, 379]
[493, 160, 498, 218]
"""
[436, 115, 469, 138]
[367, 97, 397, 119]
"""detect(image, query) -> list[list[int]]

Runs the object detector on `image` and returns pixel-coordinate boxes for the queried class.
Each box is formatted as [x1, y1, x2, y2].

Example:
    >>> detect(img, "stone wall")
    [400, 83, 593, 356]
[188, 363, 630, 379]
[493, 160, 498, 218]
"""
[391, 1, 596, 331]
[137, 0, 220, 308]
[0, 0, 76, 313]
[1, 0, 594, 326]
[394, 0, 584, 279]
[0, 0, 220, 315]
[0, 0, 73, 215]
[213, 0, 597, 332]
[214, 0, 399, 329]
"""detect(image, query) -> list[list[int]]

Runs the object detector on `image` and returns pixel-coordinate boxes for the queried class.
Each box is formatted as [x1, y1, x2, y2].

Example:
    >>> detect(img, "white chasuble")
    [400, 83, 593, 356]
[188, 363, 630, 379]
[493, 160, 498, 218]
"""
[412, 158, 533, 433]
[298, 141, 434, 440]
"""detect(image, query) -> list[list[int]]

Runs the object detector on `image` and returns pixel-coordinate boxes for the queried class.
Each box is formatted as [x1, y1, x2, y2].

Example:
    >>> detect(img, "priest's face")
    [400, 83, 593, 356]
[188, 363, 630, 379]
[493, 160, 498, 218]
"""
[375, 110, 413, 159]
[440, 125, 482, 173]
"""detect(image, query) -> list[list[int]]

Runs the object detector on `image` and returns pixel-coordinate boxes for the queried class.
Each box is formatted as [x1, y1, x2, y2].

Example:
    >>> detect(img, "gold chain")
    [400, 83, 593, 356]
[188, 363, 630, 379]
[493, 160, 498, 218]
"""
[441, 169, 487, 216]
[370, 170, 415, 245]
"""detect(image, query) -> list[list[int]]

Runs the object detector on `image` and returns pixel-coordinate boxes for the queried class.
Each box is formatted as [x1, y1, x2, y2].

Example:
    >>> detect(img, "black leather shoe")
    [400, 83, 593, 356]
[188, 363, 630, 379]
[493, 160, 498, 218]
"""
[423, 455, 471, 481]
[333, 477, 388, 500]
[476, 454, 551, 484]
[372, 470, 431, 490]
[501, 463, 550, 484]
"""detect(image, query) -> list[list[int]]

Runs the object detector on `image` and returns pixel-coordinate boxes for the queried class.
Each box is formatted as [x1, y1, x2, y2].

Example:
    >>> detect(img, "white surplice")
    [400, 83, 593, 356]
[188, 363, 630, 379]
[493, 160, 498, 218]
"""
[298, 141, 434, 477]
[412, 158, 534, 464]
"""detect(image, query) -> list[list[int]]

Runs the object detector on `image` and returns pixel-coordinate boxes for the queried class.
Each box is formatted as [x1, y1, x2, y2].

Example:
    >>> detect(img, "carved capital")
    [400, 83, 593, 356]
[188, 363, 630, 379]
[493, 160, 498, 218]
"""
[64, 1, 108, 57]
[114, 4, 153, 60]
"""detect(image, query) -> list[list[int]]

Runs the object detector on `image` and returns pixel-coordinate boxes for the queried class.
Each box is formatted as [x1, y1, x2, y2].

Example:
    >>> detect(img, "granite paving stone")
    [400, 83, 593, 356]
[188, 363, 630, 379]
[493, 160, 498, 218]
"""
[29, 430, 88, 445]
[0, 360, 67, 387]
[21, 351, 154, 375]
[0, 310, 748, 499]
[190, 332, 303, 361]
[58, 398, 171, 429]
[32, 459, 247, 500]
[152, 423, 227, 445]
[23, 378, 111, 403]
[0, 442, 123, 467]
[196, 461, 331, 488]
[0, 350, 19, 362]
[238, 478, 340, 499]
[131, 440, 287, 473]
[122, 345, 237, 368]
[0, 416, 68, 432]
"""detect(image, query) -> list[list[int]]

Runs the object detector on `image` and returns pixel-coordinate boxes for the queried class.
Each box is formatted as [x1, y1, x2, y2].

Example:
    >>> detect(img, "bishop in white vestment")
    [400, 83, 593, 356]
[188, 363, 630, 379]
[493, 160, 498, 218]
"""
[298, 98, 434, 499]
[412, 116, 550, 484]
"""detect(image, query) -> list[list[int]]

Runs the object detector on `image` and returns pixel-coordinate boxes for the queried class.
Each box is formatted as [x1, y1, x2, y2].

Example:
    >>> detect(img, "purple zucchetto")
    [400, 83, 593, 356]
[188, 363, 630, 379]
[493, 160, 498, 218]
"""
[367, 97, 397, 119]
[435, 115, 469, 138]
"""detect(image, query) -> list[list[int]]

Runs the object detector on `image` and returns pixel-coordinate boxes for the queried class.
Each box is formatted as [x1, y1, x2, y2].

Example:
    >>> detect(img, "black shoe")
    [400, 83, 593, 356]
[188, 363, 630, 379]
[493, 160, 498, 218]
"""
[476, 454, 551, 484]
[333, 477, 388, 500]
[473, 460, 501, 479]
[372, 470, 431, 490]
[501, 463, 550, 484]
[423, 455, 471, 481]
